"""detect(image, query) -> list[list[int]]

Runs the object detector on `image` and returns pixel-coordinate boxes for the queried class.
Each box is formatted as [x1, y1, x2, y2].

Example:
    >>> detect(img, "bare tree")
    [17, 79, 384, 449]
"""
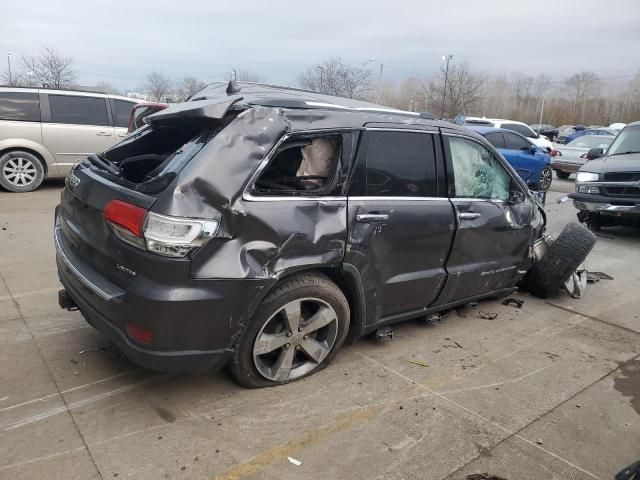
[21, 47, 77, 88]
[95, 81, 121, 95]
[299, 58, 371, 99]
[177, 77, 207, 101]
[225, 69, 265, 82]
[142, 71, 173, 102]
[426, 61, 486, 117]
[566, 72, 601, 123]
[1, 70, 27, 86]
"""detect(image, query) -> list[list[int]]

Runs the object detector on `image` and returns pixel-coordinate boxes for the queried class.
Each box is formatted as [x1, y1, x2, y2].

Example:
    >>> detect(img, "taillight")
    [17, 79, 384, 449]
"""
[104, 200, 146, 237]
[550, 149, 562, 157]
[104, 200, 219, 258]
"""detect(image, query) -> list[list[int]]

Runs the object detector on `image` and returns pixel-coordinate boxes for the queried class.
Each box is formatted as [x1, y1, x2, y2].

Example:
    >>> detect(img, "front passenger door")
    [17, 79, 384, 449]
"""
[436, 135, 533, 304]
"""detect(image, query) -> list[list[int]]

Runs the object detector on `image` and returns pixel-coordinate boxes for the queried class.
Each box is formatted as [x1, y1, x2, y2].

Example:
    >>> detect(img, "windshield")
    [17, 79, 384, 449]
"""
[567, 136, 613, 149]
[607, 126, 640, 156]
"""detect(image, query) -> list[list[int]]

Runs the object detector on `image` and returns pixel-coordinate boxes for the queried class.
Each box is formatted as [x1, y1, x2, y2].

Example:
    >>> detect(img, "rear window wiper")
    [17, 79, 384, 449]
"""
[87, 154, 120, 175]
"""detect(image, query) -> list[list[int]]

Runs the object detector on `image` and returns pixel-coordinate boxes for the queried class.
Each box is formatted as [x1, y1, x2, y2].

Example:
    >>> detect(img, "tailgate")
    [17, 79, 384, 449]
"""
[56, 163, 157, 291]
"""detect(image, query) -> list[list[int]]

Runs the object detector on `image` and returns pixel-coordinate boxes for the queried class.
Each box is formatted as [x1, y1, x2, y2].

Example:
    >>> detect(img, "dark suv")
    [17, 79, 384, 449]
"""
[570, 121, 640, 230]
[56, 82, 595, 387]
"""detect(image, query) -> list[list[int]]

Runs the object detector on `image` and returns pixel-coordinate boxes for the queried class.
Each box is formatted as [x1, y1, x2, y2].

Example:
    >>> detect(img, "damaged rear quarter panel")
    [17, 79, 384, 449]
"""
[152, 106, 349, 280]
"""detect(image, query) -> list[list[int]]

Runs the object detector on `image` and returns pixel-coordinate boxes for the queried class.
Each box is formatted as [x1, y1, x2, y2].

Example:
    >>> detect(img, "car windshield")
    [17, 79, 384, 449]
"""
[607, 126, 640, 156]
[567, 136, 613, 149]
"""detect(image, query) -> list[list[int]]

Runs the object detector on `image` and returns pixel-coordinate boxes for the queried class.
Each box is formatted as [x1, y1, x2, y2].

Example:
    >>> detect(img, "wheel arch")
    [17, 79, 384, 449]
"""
[261, 264, 367, 344]
[0, 144, 51, 174]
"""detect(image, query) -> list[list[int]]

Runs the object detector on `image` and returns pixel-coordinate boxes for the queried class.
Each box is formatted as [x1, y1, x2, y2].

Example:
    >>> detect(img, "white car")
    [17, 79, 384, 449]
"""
[462, 117, 554, 151]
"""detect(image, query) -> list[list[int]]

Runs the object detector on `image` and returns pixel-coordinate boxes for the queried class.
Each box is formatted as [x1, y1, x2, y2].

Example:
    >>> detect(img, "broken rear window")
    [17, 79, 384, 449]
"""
[251, 133, 348, 196]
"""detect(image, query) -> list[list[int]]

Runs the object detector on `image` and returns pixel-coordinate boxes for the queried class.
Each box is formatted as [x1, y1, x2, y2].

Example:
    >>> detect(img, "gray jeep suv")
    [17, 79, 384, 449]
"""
[55, 82, 595, 388]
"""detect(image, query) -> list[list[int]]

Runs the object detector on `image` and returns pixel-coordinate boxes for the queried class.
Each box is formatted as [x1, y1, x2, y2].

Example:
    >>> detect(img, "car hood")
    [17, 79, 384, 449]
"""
[579, 152, 640, 173]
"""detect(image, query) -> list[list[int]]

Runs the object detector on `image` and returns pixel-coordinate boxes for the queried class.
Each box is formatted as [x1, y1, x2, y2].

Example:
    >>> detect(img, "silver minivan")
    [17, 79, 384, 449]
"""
[0, 87, 140, 192]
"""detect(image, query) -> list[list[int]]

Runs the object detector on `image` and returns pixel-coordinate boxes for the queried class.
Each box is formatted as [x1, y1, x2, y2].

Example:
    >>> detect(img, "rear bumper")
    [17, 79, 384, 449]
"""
[551, 161, 583, 173]
[569, 192, 640, 215]
[55, 221, 270, 374]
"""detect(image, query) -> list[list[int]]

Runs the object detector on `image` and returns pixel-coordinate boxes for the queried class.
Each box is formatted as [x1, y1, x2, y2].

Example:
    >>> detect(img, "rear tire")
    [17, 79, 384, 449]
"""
[556, 170, 571, 180]
[229, 273, 350, 388]
[521, 223, 596, 298]
[0, 151, 45, 192]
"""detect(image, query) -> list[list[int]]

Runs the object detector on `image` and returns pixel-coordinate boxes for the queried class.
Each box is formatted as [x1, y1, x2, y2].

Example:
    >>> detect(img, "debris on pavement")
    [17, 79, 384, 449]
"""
[556, 196, 570, 204]
[287, 457, 302, 466]
[587, 271, 614, 283]
[406, 359, 429, 368]
[535, 438, 543, 445]
[502, 298, 524, 308]
[478, 311, 498, 320]
[564, 265, 588, 298]
[466, 474, 507, 480]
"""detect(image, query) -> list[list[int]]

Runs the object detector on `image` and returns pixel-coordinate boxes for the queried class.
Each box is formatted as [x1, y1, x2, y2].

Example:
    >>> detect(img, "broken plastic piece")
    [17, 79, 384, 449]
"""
[375, 326, 394, 342]
[287, 457, 302, 466]
[564, 265, 587, 299]
[478, 311, 498, 320]
[587, 271, 614, 283]
[502, 298, 524, 308]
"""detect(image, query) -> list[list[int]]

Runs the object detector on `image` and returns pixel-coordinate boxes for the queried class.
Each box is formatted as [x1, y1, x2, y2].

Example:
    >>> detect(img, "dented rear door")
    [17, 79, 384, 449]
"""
[345, 129, 455, 324]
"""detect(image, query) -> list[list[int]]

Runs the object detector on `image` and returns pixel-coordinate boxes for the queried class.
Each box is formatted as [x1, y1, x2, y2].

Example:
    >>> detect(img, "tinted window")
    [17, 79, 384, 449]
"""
[502, 123, 535, 138]
[48, 94, 109, 126]
[484, 132, 506, 149]
[503, 132, 531, 150]
[361, 131, 437, 197]
[0, 92, 40, 122]
[448, 136, 511, 201]
[112, 99, 136, 128]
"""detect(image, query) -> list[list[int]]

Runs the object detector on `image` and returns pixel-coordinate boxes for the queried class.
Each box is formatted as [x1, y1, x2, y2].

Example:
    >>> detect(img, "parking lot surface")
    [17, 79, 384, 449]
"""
[0, 179, 638, 480]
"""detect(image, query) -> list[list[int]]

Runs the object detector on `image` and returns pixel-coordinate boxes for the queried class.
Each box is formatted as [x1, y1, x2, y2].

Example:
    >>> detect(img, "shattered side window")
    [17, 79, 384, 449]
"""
[252, 133, 344, 196]
[449, 136, 510, 201]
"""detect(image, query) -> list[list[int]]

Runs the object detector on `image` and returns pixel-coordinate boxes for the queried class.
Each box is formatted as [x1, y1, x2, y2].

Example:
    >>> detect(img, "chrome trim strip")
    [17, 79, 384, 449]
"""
[576, 181, 639, 187]
[55, 225, 122, 302]
[348, 196, 445, 201]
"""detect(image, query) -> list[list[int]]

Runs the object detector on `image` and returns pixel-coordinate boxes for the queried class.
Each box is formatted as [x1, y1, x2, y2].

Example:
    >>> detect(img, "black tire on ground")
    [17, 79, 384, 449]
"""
[521, 223, 596, 298]
[556, 170, 571, 180]
[0, 150, 45, 192]
[229, 273, 350, 388]
[537, 166, 553, 191]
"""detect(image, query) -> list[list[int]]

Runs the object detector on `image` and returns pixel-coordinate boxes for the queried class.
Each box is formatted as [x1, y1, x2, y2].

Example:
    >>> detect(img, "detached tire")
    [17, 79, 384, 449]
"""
[522, 223, 596, 298]
[230, 273, 350, 388]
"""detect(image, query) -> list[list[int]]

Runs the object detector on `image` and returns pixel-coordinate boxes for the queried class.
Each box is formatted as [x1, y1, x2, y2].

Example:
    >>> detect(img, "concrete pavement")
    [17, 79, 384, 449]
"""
[0, 179, 638, 480]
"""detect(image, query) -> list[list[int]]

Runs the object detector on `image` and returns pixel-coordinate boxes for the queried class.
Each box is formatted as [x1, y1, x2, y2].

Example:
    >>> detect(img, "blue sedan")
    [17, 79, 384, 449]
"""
[468, 126, 553, 190]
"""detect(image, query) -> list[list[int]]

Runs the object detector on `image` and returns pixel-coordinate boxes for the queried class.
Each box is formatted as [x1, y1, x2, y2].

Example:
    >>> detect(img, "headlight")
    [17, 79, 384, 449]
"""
[576, 172, 599, 183]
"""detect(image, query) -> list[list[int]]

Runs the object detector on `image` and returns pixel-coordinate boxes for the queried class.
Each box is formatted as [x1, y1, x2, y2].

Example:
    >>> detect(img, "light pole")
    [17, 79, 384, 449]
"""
[7, 53, 12, 85]
[316, 66, 324, 93]
[366, 58, 384, 103]
[440, 54, 453, 119]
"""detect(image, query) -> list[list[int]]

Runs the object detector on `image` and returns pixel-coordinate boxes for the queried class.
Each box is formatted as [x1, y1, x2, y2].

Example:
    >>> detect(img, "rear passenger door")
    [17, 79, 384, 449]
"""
[346, 129, 455, 324]
[41, 93, 116, 174]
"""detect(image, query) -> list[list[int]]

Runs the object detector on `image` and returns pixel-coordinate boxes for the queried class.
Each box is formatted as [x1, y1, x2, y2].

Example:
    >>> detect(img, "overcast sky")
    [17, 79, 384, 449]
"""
[2, 0, 639, 90]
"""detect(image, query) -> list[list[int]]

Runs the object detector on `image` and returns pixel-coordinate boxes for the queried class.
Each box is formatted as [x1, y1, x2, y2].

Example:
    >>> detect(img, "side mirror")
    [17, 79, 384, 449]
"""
[586, 147, 604, 160]
[528, 145, 538, 155]
[508, 189, 526, 204]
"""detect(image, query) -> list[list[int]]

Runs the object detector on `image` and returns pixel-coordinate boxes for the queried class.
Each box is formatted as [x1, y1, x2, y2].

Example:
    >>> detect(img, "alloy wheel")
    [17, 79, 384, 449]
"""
[252, 297, 339, 382]
[539, 167, 552, 190]
[2, 157, 38, 187]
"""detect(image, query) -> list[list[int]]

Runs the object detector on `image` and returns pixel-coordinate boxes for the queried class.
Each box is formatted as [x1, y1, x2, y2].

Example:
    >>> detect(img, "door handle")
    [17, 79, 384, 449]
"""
[458, 212, 481, 220]
[96, 131, 113, 136]
[355, 213, 389, 223]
